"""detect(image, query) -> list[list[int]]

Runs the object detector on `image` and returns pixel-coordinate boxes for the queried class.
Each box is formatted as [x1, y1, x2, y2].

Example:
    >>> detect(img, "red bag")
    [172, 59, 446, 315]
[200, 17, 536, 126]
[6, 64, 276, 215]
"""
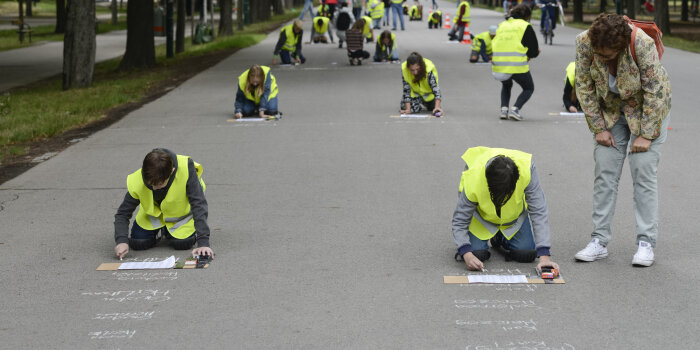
[623, 15, 664, 63]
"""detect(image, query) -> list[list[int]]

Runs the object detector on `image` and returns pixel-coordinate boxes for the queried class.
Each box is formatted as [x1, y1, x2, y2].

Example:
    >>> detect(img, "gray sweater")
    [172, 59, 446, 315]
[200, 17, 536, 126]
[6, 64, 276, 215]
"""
[114, 149, 210, 247]
[451, 162, 551, 257]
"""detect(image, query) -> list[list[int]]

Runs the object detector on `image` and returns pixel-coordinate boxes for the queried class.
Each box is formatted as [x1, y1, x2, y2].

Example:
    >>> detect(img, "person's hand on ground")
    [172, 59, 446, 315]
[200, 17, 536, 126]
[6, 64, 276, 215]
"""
[259, 110, 266, 119]
[463, 252, 484, 271]
[536, 255, 560, 272]
[115, 243, 129, 259]
[432, 106, 444, 116]
[192, 246, 214, 258]
[235, 112, 243, 119]
[272, 57, 277, 65]
[568, 106, 578, 113]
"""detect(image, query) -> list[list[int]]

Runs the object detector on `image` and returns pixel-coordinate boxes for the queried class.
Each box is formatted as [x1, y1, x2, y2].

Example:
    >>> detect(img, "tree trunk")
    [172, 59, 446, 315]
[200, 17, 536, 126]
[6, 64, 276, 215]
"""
[119, 0, 156, 70]
[655, 0, 671, 34]
[55, 0, 67, 33]
[272, 0, 284, 15]
[176, 0, 185, 53]
[111, 0, 119, 25]
[626, 0, 636, 19]
[237, 0, 244, 29]
[681, 0, 689, 21]
[599, 0, 607, 12]
[63, 0, 96, 90]
[26, 0, 33, 17]
[219, 0, 234, 36]
[573, 0, 583, 22]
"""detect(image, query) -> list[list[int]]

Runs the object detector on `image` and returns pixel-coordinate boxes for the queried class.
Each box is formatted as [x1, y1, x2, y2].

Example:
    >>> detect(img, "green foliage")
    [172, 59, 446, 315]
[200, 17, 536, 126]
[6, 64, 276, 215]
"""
[0, 21, 127, 52]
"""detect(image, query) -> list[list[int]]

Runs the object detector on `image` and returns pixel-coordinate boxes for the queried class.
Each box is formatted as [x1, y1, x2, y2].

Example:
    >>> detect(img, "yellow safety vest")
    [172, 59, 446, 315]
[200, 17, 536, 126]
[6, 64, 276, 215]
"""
[429, 10, 442, 24]
[391, 0, 402, 4]
[472, 31, 493, 55]
[280, 23, 299, 52]
[237, 66, 279, 105]
[410, 5, 419, 18]
[491, 18, 530, 74]
[127, 155, 206, 240]
[369, 0, 385, 19]
[316, 4, 330, 17]
[401, 58, 439, 102]
[313, 16, 330, 34]
[456, 1, 471, 23]
[362, 16, 373, 38]
[379, 32, 397, 53]
[458, 147, 532, 241]
[565, 61, 575, 87]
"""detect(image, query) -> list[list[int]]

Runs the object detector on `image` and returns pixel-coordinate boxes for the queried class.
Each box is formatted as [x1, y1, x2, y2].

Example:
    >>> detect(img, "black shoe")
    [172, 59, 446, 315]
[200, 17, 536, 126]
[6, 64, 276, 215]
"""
[471, 250, 491, 262]
[505, 249, 537, 263]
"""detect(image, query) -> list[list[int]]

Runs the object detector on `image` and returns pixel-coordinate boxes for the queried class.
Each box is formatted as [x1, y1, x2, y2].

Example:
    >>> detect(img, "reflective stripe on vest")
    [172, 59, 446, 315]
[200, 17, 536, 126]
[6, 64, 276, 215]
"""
[281, 24, 298, 52]
[370, 0, 385, 19]
[127, 155, 206, 240]
[565, 61, 575, 87]
[401, 58, 439, 102]
[313, 16, 330, 34]
[458, 147, 532, 241]
[237, 66, 279, 105]
[472, 31, 493, 54]
[491, 18, 530, 74]
[391, 0, 402, 4]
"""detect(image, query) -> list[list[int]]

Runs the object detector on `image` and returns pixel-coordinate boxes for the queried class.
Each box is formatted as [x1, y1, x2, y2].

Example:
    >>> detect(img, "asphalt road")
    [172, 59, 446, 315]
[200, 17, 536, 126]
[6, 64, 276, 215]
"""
[1, 3, 699, 349]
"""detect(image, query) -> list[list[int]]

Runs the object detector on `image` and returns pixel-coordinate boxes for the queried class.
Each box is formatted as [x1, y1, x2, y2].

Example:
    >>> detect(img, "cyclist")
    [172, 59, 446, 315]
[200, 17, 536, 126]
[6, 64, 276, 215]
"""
[536, 0, 560, 37]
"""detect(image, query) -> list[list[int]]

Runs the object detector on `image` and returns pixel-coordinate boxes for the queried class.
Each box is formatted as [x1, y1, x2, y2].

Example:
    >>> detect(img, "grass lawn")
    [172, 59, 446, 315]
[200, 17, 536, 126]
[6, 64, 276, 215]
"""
[0, 21, 128, 51]
[0, 9, 299, 164]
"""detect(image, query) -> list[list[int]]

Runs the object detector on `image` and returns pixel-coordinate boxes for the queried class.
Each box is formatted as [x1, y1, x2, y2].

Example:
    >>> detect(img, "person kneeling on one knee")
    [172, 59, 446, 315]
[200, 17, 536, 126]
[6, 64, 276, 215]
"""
[114, 148, 213, 260]
[451, 146, 558, 272]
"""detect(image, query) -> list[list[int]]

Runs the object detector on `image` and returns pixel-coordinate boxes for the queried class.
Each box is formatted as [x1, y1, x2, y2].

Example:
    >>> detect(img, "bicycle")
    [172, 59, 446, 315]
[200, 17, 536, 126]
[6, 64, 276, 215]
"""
[541, 2, 557, 45]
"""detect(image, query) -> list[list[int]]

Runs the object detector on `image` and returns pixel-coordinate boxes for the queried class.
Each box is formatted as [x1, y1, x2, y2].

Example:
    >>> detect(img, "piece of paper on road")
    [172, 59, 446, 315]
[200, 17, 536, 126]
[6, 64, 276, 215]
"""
[118, 256, 176, 270]
[467, 274, 529, 284]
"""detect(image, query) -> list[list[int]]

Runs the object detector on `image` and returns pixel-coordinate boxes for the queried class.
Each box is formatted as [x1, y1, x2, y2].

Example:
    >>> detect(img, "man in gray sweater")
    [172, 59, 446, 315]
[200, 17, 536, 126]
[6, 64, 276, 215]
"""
[114, 149, 213, 259]
[452, 147, 558, 271]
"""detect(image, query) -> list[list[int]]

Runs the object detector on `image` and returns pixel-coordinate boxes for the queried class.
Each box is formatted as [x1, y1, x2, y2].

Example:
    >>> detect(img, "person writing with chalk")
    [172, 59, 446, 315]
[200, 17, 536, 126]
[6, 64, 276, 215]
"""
[451, 146, 558, 272]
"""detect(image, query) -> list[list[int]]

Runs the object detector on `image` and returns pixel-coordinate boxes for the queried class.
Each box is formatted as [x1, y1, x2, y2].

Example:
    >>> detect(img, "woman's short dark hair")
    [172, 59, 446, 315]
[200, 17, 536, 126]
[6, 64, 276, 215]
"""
[406, 52, 426, 83]
[485, 155, 519, 215]
[588, 13, 632, 52]
[142, 149, 173, 186]
[509, 4, 531, 20]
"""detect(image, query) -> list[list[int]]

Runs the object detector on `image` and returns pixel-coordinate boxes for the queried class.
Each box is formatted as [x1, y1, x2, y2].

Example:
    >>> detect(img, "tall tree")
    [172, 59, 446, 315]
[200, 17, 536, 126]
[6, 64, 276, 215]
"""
[63, 0, 96, 90]
[272, 0, 284, 15]
[176, 0, 186, 53]
[55, 0, 67, 33]
[681, 0, 689, 21]
[119, 0, 156, 70]
[237, 0, 244, 30]
[111, 0, 119, 25]
[26, 0, 33, 17]
[573, 0, 583, 22]
[626, 0, 636, 19]
[599, 0, 607, 12]
[219, 0, 233, 35]
[654, 0, 671, 34]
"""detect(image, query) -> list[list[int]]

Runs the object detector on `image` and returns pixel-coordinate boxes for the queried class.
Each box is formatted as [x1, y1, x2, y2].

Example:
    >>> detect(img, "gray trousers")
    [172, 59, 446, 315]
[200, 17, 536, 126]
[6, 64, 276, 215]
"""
[591, 114, 670, 247]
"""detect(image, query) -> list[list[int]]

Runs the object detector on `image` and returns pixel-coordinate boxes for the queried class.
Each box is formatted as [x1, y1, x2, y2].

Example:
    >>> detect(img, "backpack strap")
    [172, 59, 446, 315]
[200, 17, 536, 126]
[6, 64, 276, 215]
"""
[630, 26, 638, 65]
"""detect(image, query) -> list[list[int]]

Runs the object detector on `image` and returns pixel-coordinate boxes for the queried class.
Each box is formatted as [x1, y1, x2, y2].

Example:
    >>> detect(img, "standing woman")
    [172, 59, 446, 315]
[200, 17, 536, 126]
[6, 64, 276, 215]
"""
[573, 14, 671, 267]
[400, 52, 444, 116]
[234, 65, 279, 119]
[491, 4, 539, 121]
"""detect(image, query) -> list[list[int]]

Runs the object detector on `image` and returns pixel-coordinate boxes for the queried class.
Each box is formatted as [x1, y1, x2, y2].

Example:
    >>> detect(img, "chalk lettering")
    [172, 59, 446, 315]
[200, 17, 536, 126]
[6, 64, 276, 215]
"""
[82, 290, 171, 303]
[93, 311, 156, 321]
[89, 330, 136, 340]
[111, 271, 178, 281]
[455, 319, 537, 332]
[454, 299, 541, 311]
[465, 341, 575, 350]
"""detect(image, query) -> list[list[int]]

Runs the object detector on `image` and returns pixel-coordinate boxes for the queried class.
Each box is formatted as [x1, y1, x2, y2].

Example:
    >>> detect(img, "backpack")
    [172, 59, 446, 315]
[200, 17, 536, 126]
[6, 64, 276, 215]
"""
[337, 12, 351, 31]
[623, 15, 664, 63]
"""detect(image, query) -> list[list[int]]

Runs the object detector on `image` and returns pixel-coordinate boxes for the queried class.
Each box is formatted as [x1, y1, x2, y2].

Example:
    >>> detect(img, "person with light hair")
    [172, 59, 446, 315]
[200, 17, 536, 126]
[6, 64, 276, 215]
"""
[234, 65, 279, 119]
[273, 20, 305, 65]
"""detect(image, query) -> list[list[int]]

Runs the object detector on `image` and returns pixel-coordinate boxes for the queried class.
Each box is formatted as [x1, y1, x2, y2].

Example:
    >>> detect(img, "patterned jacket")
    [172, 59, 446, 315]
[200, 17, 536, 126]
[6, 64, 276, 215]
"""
[574, 27, 671, 139]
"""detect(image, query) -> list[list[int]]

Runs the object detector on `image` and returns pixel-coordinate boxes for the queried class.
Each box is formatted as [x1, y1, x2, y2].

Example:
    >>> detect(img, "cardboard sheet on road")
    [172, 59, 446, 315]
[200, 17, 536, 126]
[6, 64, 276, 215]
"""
[443, 275, 565, 284]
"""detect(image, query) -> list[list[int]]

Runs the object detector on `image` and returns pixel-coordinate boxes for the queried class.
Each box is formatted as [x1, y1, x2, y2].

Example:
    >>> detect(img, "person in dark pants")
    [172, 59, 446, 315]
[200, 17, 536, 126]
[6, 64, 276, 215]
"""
[346, 20, 371, 65]
[469, 25, 497, 63]
[491, 4, 539, 121]
[272, 20, 306, 65]
[114, 149, 213, 260]
[562, 61, 581, 112]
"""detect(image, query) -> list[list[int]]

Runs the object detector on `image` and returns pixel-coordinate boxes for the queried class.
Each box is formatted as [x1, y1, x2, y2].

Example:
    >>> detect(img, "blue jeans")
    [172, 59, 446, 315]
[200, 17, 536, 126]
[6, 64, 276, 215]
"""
[470, 39, 490, 62]
[130, 222, 195, 250]
[540, 5, 558, 31]
[468, 215, 536, 251]
[299, 0, 314, 20]
[238, 96, 279, 116]
[391, 3, 405, 30]
[591, 114, 670, 247]
[280, 50, 306, 64]
[384, 7, 390, 24]
[372, 17, 381, 29]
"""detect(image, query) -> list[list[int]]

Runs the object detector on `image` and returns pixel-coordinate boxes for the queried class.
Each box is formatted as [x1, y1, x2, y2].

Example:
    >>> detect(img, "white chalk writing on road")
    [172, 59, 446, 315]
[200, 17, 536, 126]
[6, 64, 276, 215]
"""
[93, 311, 156, 321]
[455, 319, 537, 332]
[454, 299, 541, 310]
[465, 341, 575, 350]
[82, 289, 170, 303]
[89, 330, 136, 340]
[111, 271, 178, 281]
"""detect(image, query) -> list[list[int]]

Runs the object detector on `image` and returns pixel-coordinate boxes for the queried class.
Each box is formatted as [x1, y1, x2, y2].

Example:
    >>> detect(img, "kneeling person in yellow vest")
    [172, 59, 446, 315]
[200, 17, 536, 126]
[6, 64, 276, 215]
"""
[235, 65, 279, 119]
[272, 20, 306, 65]
[400, 52, 444, 116]
[114, 149, 213, 259]
[452, 147, 559, 272]
[469, 25, 497, 63]
[562, 61, 580, 113]
[310, 16, 333, 44]
[428, 10, 442, 29]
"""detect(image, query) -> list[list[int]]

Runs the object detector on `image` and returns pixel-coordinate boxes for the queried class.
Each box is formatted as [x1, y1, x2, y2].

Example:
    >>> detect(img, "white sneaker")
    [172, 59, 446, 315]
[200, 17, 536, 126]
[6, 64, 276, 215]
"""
[575, 238, 608, 262]
[632, 241, 654, 267]
[499, 107, 509, 120]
